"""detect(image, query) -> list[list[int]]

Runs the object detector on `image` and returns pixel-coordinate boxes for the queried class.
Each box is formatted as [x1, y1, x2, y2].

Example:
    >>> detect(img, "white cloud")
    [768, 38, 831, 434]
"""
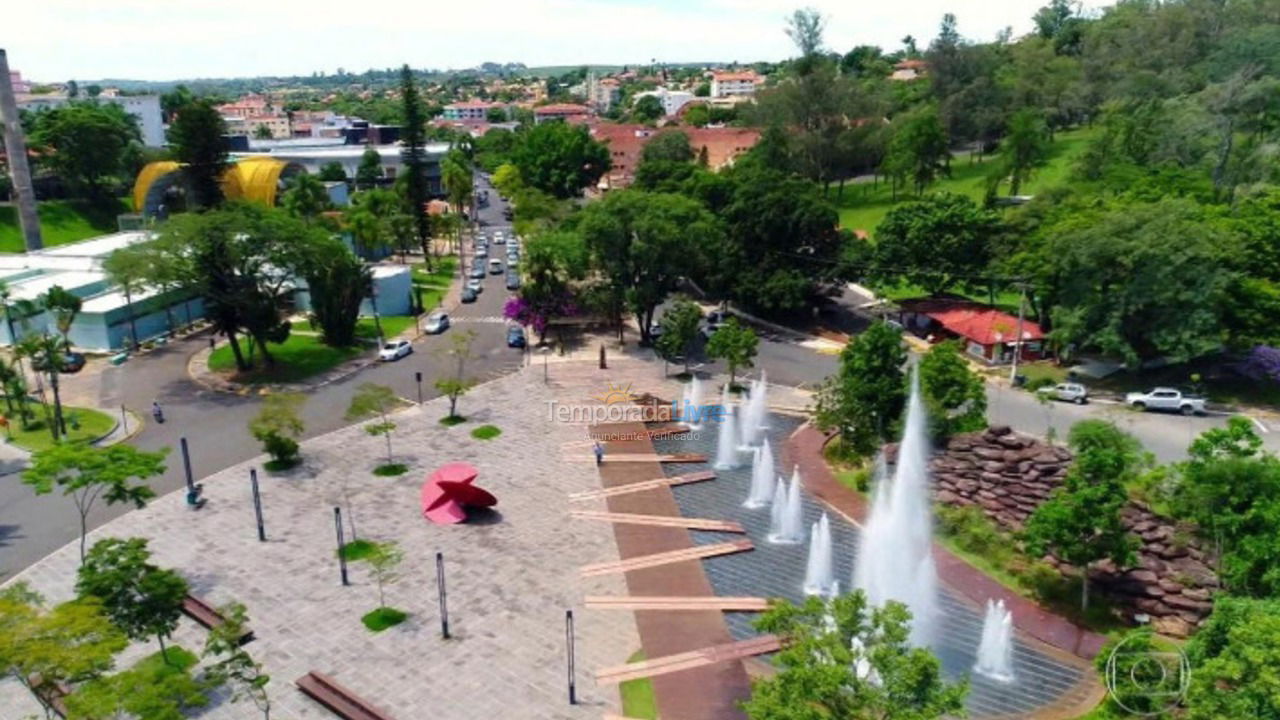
[7, 0, 1109, 81]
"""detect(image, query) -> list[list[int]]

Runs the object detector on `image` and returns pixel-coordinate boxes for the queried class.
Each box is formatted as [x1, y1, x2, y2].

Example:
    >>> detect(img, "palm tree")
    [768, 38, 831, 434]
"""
[41, 285, 82, 347]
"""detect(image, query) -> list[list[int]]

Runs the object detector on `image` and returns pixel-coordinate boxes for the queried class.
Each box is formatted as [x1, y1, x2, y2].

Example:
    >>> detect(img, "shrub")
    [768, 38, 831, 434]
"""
[936, 504, 1006, 558]
[373, 463, 408, 477]
[1020, 560, 1064, 603]
[471, 425, 501, 440]
[260, 432, 299, 467]
[361, 607, 407, 632]
[1025, 375, 1056, 392]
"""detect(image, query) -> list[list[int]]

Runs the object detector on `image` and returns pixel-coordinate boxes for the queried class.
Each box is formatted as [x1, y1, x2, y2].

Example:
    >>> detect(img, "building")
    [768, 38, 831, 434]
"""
[897, 298, 1046, 364]
[709, 70, 761, 98]
[442, 100, 506, 121]
[587, 75, 622, 113]
[534, 103, 592, 124]
[8, 70, 29, 94]
[890, 59, 927, 81]
[242, 114, 292, 139]
[588, 123, 760, 190]
[632, 87, 696, 117]
[15, 93, 165, 147]
[216, 94, 272, 118]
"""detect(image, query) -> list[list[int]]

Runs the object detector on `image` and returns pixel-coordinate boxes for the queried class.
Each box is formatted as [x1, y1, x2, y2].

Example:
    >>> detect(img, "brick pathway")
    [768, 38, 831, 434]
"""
[0, 367, 638, 720]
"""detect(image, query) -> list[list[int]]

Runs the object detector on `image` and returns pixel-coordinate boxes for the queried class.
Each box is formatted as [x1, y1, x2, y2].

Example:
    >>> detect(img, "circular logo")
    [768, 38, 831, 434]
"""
[1104, 633, 1190, 716]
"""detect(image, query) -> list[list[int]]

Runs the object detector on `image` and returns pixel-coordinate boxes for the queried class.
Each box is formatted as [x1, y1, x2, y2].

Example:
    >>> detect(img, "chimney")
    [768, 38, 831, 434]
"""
[0, 49, 42, 251]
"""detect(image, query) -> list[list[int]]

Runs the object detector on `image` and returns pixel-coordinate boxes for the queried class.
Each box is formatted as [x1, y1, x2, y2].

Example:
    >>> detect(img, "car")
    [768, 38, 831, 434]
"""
[33, 351, 86, 373]
[474, 246, 488, 260]
[506, 325, 527, 348]
[503, 208, 514, 221]
[1037, 382, 1088, 404]
[466, 278, 484, 293]
[1125, 387, 1207, 415]
[461, 286, 478, 303]
[493, 230, 504, 241]
[505, 273, 521, 290]
[489, 258, 504, 274]
[702, 310, 729, 338]
[423, 312, 450, 334]
[378, 339, 412, 361]
[469, 265, 486, 280]
[648, 322, 664, 339]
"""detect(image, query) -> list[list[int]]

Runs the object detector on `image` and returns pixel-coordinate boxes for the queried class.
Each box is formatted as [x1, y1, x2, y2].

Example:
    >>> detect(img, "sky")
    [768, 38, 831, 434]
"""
[7, 0, 1109, 83]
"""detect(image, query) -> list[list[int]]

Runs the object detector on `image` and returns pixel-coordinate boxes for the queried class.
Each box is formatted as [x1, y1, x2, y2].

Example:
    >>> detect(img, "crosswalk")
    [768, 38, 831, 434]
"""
[451, 315, 508, 324]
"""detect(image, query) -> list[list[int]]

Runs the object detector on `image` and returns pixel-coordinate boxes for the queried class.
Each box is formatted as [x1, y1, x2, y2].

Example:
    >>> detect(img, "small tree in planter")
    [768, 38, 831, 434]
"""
[360, 541, 407, 632]
[435, 330, 477, 423]
[202, 602, 271, 720]
[345, 384, 404, 475]
[655, 299, 702, 376]
[248, 393, 305, 470]
[75, 538, 188, 665]
[706, 318, 758, 391]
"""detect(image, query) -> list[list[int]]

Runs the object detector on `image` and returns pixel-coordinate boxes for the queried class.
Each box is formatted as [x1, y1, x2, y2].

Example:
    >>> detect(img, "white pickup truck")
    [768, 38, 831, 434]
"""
[1125, 387, 1207, 415]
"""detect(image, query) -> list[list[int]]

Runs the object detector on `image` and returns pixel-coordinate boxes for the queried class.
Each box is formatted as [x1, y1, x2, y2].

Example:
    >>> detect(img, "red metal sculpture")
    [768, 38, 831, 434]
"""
[421, 462, 497, 524]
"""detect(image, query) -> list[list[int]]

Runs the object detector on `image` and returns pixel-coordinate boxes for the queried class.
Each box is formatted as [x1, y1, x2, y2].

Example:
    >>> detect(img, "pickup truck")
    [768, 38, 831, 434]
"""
[1125, 387, 1207, 415]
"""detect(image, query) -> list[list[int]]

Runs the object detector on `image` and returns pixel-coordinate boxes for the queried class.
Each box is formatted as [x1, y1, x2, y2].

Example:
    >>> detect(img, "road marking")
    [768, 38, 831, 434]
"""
[1252, 416, 1270, 434]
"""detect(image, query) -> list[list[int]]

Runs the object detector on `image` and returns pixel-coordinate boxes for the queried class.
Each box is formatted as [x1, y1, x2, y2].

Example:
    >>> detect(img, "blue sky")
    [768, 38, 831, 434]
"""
[9, 0, 1108, 82]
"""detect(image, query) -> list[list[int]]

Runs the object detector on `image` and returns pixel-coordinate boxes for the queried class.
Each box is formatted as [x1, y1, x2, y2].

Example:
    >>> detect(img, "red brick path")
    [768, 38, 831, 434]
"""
[787, 423, 1108, 660]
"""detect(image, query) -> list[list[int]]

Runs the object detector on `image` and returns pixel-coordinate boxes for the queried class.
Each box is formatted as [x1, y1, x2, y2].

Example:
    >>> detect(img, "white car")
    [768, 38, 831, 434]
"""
[1126, 387, 1207, 415]
[466, 278, 484, 293]
[378, 339, 412, 361]
[1037, 382, 1089, 404]
[701, 310, 729, 339]
[474, 246, 488, 260]
[423, 312, 450, 335]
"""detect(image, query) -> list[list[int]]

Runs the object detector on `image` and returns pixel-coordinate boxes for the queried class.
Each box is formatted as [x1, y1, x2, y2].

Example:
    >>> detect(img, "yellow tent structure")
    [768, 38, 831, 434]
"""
[131, 157, 304, 216]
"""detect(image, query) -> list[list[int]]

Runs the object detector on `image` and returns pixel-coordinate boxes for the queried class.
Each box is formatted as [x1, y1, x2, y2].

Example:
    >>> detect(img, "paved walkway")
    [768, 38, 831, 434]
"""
[0, 366, 638, 720]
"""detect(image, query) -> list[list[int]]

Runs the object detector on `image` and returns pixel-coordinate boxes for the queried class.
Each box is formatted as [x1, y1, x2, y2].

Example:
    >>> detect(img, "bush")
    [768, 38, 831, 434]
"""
[373, 463, 408, 476]
[361, 607, 407, 632]
[439, 415, 466, 427]
[471, 424, 501, 440]
[1025, 375, 1056, 392]
[1019, 560, 1065, 603]
[936, 504, 1008, 559]
[260, 432, 299, 466]
[339, 539, 377, 561]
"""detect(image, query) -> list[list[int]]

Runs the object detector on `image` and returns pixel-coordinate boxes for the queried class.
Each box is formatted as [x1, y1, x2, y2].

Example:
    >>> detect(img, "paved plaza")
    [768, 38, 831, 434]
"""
[0, 365, 641, 719]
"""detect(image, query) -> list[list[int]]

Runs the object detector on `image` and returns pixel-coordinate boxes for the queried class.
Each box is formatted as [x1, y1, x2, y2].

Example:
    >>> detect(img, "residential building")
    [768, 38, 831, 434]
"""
[897, 298, 1046, 364]
[632, 87, 696, 117]
[709, 70, 761, 98]
[588, 123, 760, 190]
[8, 70, 29, 94]
[15, 93, 165, 146]
[890, 59, 927, 81]
[216, 94, 272, 118]
[442, 100, 507, 121]
[243, 114, 292, 139]
[587, 75, 622, 113]
[534, 103, 592, 124]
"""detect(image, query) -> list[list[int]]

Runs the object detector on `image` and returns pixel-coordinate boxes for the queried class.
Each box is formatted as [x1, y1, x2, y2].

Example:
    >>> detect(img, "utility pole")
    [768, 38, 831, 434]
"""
[0, 50, 43, 251]
[1009, 281, 1028, 384]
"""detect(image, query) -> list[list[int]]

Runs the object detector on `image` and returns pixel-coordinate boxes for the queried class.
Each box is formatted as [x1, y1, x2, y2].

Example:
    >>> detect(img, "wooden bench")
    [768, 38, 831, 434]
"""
[181, 594, 254, 645]
[296, 671, 395, 720]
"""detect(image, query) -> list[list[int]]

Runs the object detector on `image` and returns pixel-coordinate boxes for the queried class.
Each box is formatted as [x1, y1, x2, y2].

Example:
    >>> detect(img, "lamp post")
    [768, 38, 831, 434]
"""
[249, 469, 265, 541]
[436, 552, 450, 639]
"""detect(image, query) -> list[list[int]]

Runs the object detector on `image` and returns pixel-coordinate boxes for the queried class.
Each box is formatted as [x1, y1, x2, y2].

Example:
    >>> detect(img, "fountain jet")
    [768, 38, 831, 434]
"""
[743, 440, 776, 508]
[974, 599, 1016, 682]
[803, 513, 835, 596]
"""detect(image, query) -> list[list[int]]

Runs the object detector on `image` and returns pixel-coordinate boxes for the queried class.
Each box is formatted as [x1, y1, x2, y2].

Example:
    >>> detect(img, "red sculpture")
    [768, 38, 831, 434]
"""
[421, 462, 497, 524]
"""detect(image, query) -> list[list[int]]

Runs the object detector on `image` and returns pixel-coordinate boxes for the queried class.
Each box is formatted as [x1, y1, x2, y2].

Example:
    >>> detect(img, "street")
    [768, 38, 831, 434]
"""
[0, 175, 525, 580]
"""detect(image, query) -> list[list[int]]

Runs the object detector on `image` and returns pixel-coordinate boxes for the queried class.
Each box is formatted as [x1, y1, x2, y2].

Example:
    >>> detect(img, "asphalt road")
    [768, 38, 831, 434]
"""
[0, 177, 525, 580]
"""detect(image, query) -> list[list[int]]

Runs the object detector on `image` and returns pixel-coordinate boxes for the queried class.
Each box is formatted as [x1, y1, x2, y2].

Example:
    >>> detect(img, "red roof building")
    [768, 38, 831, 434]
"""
[587, 124, 761, 190]
[534, 103, 593, 124]
[897, 299, 1047, 365]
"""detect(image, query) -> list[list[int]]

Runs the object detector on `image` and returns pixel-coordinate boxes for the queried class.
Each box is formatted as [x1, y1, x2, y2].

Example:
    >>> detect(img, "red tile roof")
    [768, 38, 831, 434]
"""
[924, 306, 1044, 346]
[712, 71, 760, 82]
[895, 59, 928, 70]
[535, 103, 592, 115]
[447, 100, 504, 109]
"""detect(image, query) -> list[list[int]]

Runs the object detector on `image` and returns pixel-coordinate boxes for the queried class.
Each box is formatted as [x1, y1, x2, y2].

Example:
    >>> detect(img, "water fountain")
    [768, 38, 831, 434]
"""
[853, 371, 939, 648]
[713, 385, 741, 470]
[743, 440, 777, 508]
[974, 599, 1016, 683]
[803, 513, 835, 596]
[738, 372, 769, 448]
[681, 376, 705, 429]
[768, 473, 805, 544]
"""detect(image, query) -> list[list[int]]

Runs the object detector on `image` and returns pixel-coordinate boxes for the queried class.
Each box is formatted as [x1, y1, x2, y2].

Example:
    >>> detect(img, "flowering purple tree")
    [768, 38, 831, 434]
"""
[1233, 345, 1280, 384]
[504, 292, 577, 344]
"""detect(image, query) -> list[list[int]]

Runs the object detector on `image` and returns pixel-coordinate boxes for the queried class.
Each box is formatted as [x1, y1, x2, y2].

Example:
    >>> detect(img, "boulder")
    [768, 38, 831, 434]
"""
[1157, 578, 1185, 594]
[1151, 615, 1194, 638]
[973, 446, 1005, 461]
[1126, 569, 1159, 584]
[1182, 588, 1212, 602]
[1164, 594, 1213, 612]
[988, 425, 1013, 436]
[937, 490, 960, 505]
[1133, 597, 1173, 615]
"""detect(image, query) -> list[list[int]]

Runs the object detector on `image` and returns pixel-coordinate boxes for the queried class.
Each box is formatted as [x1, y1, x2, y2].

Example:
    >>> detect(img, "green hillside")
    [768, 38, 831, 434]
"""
[837, 127, 1096, 237]
[0, 199, 130, 253]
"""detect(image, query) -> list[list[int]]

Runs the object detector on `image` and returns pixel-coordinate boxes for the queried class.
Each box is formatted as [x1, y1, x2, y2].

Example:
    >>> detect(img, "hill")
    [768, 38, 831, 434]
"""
[0, 199, 130, 254]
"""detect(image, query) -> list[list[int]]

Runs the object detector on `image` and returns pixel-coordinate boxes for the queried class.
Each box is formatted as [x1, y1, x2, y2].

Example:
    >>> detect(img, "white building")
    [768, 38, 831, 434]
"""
[632, 87, 696, 117]
[709, 71, 761, 98]
[586, 75, 622, 113]
[16, 93, 165, 146]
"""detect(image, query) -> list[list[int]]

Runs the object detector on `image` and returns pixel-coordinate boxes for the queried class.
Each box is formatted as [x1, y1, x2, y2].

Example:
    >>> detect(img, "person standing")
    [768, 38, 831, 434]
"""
[593, 440, 604, 466]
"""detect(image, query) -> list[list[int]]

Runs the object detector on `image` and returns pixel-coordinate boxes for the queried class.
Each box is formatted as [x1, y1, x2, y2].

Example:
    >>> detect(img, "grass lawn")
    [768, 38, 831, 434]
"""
[5, 403, 116, 452]
[875, 280, 1025, 315]
[411, 255, 458, 288]
[356, 315, 416, 341]
[837, 127, 1097, 237]
[0, 199, 131, 253]
[471, 424, 501, 440]
[208, 334, 363, 384]
[619, 650, 657, 719]
[362, 607, 407, 632]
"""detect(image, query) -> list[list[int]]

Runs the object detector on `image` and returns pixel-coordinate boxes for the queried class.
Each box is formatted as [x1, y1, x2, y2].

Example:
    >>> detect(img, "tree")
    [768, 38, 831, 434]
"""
[683, 103, 710, 127]
[706, 318, 758, 389]
[202, 602, 271, 720]
[491, 162, 523, 198]
[348, 188, 405, 258]
[990, 107, 1051, 196]
[249, 392, 306, 468]
[29, 102, 141, 204]
[1024, 420, 1141, 611]
[872, 192, 1002, 296]
[166, 100, 228, 209]
[814, 322, 907, 457]
[318, 161, 347, 182]
[917, 341, 987, 439]
[42, 284, 82, 346]
[509, 121, 611, 199]
[442, 149, 474, 257]
[511, 230, 587, 343]
[76, 537, 189, 664]
[485, 106, 508, 123]
[29, 332, 71, 439]
[655, 299, 702, 374]
[744, 591, 967, 720]
[631, 95, 664, 123]
[253, 124, 273, 140]
[694, 82, 710, 97]
[365, 541, 404, 610]
[66, 645, 207, 720]
[641, 130, 694, 164]
[1184, 596, 1280, 719]
[281, 172, 332, 222]
[884, 106, 950, 196]
[784, 7, 827, 59]
[355, 148, 382, 190]
[302, 240, 371, 347]
[434, 329, 477, 419]
[399, 65, 433, 260]
[346, 383, 400, 465]
[0, 585, 125, 718]
[102, 246, 148, 348]
[23, 443, 165, 562]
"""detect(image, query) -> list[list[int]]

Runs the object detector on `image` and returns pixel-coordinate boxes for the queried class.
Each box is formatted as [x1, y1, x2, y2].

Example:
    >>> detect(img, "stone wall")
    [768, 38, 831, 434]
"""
[928, 425, 1217, 637]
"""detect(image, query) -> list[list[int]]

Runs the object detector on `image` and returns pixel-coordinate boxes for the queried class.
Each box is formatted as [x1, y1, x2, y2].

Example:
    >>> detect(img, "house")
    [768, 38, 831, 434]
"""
[890, 59, 927, 81]
[588, 123, 760, 190]
[534, 103, 593, 124]
[709, 70, 761, 98]
[587, 75, 622, 113]
[442, 100, 507, 121]
[897, 298, 1047, 365]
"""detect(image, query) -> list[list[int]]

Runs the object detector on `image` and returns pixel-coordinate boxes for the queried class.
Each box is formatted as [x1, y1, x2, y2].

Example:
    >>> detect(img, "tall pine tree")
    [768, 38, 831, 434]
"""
[398, 65, 433, 271]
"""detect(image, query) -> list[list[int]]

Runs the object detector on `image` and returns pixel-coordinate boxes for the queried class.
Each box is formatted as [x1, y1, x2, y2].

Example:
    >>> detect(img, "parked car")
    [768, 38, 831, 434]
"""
[506, 325, 527, 348]
[33, 351, 86, 373]
[701, 310, 729, 339]
[474, 246, 488, 260]
[648, 322, 663, 340]
[493, 231, 505, 242]
[505, 273, 521, 290]
[466, 278, 484, 293]
[378, 339, 413, 361]
[468, 265, 486, 280]
[423, 312, 450, 335]
[489, 258, 504, 274]
[461, 287, 478, 303]
[1037, 382, 1089, 404]
[1125, 387, 1207, 415]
